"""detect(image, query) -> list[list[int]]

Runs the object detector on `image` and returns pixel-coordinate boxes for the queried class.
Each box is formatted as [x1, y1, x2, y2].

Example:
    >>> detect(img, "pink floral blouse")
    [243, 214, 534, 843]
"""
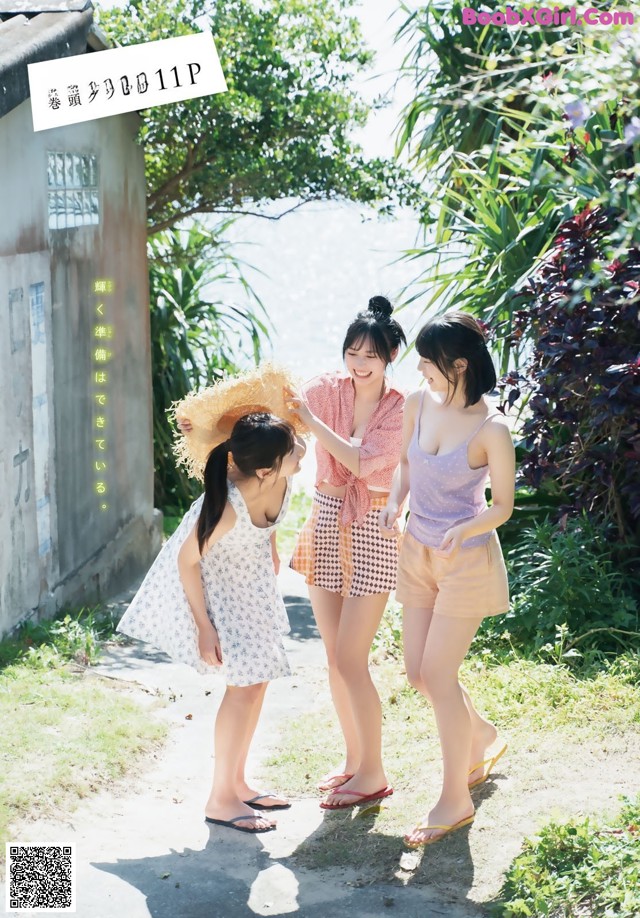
[303, 372, 406, 526]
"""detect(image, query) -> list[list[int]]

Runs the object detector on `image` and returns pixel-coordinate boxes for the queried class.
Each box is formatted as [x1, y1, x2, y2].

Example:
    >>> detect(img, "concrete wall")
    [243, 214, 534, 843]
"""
[0, 98, 162, 637]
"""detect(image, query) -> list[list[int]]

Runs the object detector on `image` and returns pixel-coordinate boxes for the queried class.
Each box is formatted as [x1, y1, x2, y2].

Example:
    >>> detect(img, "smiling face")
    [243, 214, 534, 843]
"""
[415, 312, 496, 407]
[417, 355, 450, 391]
[276, 435, 306, 478]
[344, 335, 390, 389]
[417, 354, 466, 402]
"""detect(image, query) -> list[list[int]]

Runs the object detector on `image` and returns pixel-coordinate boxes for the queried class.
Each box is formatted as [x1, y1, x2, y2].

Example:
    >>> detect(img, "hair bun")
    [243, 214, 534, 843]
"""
[367, 295, 393, 318]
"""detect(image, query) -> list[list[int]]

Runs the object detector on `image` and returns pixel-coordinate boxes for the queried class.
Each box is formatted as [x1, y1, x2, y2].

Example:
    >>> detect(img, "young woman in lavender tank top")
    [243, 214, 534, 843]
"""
[380, 311, 515, 846]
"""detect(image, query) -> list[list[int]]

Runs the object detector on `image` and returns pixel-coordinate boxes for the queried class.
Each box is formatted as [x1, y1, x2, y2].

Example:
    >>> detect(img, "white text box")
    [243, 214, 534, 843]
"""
[28, 31, 227, 132]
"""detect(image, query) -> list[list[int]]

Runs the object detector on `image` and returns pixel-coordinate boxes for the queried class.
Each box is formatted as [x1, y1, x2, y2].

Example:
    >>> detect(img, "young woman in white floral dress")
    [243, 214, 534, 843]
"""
[118, 413, 306, 834]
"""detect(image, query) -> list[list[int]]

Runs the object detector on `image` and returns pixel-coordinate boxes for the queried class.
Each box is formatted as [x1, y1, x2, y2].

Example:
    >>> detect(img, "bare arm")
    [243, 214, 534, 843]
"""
[458, 419, 515, 538]
[270, 530, 280, 575]
[379, 391, 419, 533]
[285, 386, 360, 476]
[307, 414, 360, 476]
[436, 418, 515, 556]
[177, 502, 236, 665]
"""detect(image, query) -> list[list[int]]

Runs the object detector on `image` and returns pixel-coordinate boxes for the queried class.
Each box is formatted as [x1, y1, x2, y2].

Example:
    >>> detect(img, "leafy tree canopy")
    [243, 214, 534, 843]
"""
[148, 222, 269, 509]
[97, 0, 420, 234]
[395, 3, 640, 370]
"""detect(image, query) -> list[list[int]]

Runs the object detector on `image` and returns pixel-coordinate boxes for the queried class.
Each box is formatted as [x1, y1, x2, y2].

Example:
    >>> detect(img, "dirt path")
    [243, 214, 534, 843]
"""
[259, 650, 640, 910]
[3, 569, 638, 917]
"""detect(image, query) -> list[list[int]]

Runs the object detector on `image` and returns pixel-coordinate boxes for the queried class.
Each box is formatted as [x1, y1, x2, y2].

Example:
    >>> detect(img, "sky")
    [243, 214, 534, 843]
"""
[349, 0, 421, 159]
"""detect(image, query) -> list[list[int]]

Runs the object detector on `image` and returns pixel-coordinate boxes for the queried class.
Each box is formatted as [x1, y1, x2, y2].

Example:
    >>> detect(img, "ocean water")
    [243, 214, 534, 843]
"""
[200, 198, 432, 492]
[198, 0, 431, 392]
[215, 201, 430, 393]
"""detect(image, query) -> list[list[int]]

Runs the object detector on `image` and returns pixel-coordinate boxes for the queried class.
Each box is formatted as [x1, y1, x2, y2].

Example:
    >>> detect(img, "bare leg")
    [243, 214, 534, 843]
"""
[230, 683, 288, 807]
[462, 683, 500, 783]
[405, 615, 483, 844]
[309, 585, 360, 779]
[403, 606, 499, 785]
[403, 605, 434, 692]
[204, 683, 275, 829]
[322, 593, 389, 805]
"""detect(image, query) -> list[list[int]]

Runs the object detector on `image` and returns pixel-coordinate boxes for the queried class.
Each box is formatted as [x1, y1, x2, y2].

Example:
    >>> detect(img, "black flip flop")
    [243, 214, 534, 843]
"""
[204, 814, 276, 833]
[243, 793, 292, 811]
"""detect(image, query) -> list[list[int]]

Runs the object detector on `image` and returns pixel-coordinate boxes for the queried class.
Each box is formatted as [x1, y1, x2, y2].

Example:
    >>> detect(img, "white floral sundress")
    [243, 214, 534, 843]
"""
[117, 478, 292, 687]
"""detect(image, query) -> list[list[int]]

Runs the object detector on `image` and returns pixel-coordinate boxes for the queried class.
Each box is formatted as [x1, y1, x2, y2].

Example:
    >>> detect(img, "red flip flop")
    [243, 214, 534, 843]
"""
[320, 785, 394, 810]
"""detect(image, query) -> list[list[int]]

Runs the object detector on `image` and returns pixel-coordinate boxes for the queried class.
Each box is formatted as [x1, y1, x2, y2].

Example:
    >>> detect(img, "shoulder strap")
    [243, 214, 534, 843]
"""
[467, 412, 499, 443]
[225, 480, 248, 518]
[416, 389, 427, 437]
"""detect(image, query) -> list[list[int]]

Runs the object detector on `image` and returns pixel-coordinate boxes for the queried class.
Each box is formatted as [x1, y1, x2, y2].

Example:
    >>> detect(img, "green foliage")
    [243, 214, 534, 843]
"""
[396, 3, 640, 371]
[396, 2, 577, 368]
[400, 128, 566, 373]
[494, 797, 640, 917]
[507, 205, 640, 542]
[97, 0, 419, 234]
[372, 600, 404, 661]
[481, 516, 640, 662]
[367, 516, 639, 667]
[276, 488, 313, 560]
[395, 3, 640, 629]
[496, 484, 565, 554]
[396, 0, 577, 177]
[162, 514, 182, 538]
[0, 607, 118, 671]
[148, 222, 269, 511]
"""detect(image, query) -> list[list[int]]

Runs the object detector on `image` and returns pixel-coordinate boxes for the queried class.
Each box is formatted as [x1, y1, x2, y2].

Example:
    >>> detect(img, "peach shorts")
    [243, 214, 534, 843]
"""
[395, 530, 509, 619]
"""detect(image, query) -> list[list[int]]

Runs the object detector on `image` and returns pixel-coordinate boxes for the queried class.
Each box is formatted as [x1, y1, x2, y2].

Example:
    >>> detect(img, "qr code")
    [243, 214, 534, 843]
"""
[6, 844, 76, 912]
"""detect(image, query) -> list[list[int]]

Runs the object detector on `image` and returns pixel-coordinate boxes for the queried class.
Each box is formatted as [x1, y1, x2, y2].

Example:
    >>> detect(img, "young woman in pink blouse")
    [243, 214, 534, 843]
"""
[286, 295, 406, 809]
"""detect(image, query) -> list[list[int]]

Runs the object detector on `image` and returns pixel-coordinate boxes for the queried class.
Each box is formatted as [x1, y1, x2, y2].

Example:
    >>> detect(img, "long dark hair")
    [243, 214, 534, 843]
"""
[197, 412, 295, 554]
[415, 311, 497, 406]
[342, 295, 407, 366]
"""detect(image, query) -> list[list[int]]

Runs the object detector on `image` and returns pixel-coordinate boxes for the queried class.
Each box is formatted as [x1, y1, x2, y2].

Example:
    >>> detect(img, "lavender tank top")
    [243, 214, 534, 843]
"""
[407, 392, 496, 550]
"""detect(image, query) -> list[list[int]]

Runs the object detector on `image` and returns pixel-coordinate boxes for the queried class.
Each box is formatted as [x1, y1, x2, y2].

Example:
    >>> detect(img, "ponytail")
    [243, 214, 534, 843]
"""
[195, 413, 296, 556]
[197, 440, 230, 554]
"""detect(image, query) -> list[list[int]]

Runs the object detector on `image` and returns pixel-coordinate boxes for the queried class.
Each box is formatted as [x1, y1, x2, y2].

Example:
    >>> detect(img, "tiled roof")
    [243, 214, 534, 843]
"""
[0, 1, 109, 119]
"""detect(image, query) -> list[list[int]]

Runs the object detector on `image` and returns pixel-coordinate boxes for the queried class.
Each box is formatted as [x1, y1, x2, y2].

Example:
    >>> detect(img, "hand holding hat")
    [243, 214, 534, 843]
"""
[171, 363, 309, 481]
[283, 385, 314, 428]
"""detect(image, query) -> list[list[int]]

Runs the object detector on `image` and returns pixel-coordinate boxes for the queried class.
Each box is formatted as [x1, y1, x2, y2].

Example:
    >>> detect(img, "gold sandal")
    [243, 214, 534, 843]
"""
[468, 743, 507, 789]
[404, 814, 475, 847]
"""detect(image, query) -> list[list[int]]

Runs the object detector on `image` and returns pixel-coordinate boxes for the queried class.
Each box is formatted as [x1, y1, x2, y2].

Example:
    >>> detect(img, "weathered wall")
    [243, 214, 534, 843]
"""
[0, 251, 57, 624]
[0, 99, 162, 637]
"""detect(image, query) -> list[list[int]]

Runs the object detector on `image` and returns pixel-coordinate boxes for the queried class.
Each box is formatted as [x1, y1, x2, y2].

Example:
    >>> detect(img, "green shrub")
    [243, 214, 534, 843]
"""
[148, 223, 269, 513]
[276, 489, 313, 561]
[494, 796, 640, 917]
[372, 601, 404, 662]
[376, 516, 639, 667]
[0, 607, 118, 671]
[481, 515, 639, 662]
[162, 514, 182, 539]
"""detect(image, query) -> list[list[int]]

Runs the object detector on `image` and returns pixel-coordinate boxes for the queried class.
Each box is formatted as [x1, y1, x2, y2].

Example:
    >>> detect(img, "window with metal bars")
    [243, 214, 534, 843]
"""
[47, 152, 99, 229]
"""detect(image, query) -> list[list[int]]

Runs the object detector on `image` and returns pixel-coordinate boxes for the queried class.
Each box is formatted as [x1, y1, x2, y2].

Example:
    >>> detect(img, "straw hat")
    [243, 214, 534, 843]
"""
[170, 363, 308, 480]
